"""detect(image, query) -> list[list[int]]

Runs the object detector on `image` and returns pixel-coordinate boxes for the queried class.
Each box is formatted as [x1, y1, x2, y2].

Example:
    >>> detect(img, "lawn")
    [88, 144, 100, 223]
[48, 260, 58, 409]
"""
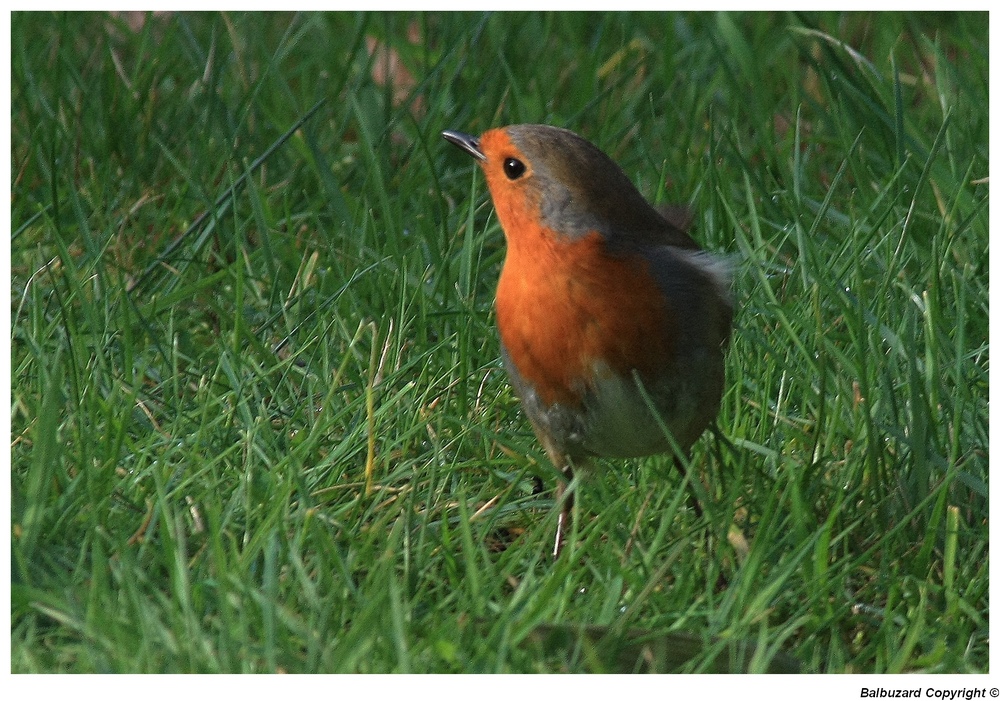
[10, 11, 988, 673]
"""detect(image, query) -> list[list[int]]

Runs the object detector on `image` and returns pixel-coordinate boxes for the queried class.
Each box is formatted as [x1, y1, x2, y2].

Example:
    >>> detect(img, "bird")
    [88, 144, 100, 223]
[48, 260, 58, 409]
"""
[442, 124, 732, 557]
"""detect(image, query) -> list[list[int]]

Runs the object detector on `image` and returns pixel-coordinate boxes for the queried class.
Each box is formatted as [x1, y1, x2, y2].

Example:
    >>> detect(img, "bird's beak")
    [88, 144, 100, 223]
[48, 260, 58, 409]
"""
[442, 130, 486, 162]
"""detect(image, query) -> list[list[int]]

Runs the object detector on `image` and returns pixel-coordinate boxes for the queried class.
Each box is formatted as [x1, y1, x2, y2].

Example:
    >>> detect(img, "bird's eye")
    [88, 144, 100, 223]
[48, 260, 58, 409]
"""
[503, 157, 526, 180]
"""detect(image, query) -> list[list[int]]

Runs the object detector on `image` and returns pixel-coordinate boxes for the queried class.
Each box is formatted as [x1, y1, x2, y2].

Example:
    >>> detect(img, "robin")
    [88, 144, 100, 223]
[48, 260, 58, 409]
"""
[442, 124, 732, 556]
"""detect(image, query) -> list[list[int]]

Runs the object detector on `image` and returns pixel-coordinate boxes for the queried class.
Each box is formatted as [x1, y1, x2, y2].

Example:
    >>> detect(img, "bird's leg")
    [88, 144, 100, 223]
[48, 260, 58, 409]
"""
[552, 473, 575, 558]
[540, 444, 576, 558]
[674, 451, 729, 591]
[671, 453, 705, 520]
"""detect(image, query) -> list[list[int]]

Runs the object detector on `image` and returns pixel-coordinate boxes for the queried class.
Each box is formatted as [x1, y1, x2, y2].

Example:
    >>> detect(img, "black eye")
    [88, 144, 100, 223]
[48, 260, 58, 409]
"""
[503, 157, 526, 180]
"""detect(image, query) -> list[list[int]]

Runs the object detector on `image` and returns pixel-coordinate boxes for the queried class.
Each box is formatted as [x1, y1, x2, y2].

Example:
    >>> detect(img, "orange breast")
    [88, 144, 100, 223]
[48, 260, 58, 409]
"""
[495, 225, 675, 409]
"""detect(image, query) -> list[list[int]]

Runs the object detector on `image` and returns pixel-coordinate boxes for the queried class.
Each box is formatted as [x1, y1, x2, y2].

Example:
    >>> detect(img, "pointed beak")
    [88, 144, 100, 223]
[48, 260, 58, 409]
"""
[442, 130, 486, 162]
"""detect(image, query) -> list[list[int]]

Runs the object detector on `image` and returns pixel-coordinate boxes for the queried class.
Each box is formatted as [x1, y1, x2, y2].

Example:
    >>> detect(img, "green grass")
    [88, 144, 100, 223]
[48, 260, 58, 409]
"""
[10, 11, 988, 673]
